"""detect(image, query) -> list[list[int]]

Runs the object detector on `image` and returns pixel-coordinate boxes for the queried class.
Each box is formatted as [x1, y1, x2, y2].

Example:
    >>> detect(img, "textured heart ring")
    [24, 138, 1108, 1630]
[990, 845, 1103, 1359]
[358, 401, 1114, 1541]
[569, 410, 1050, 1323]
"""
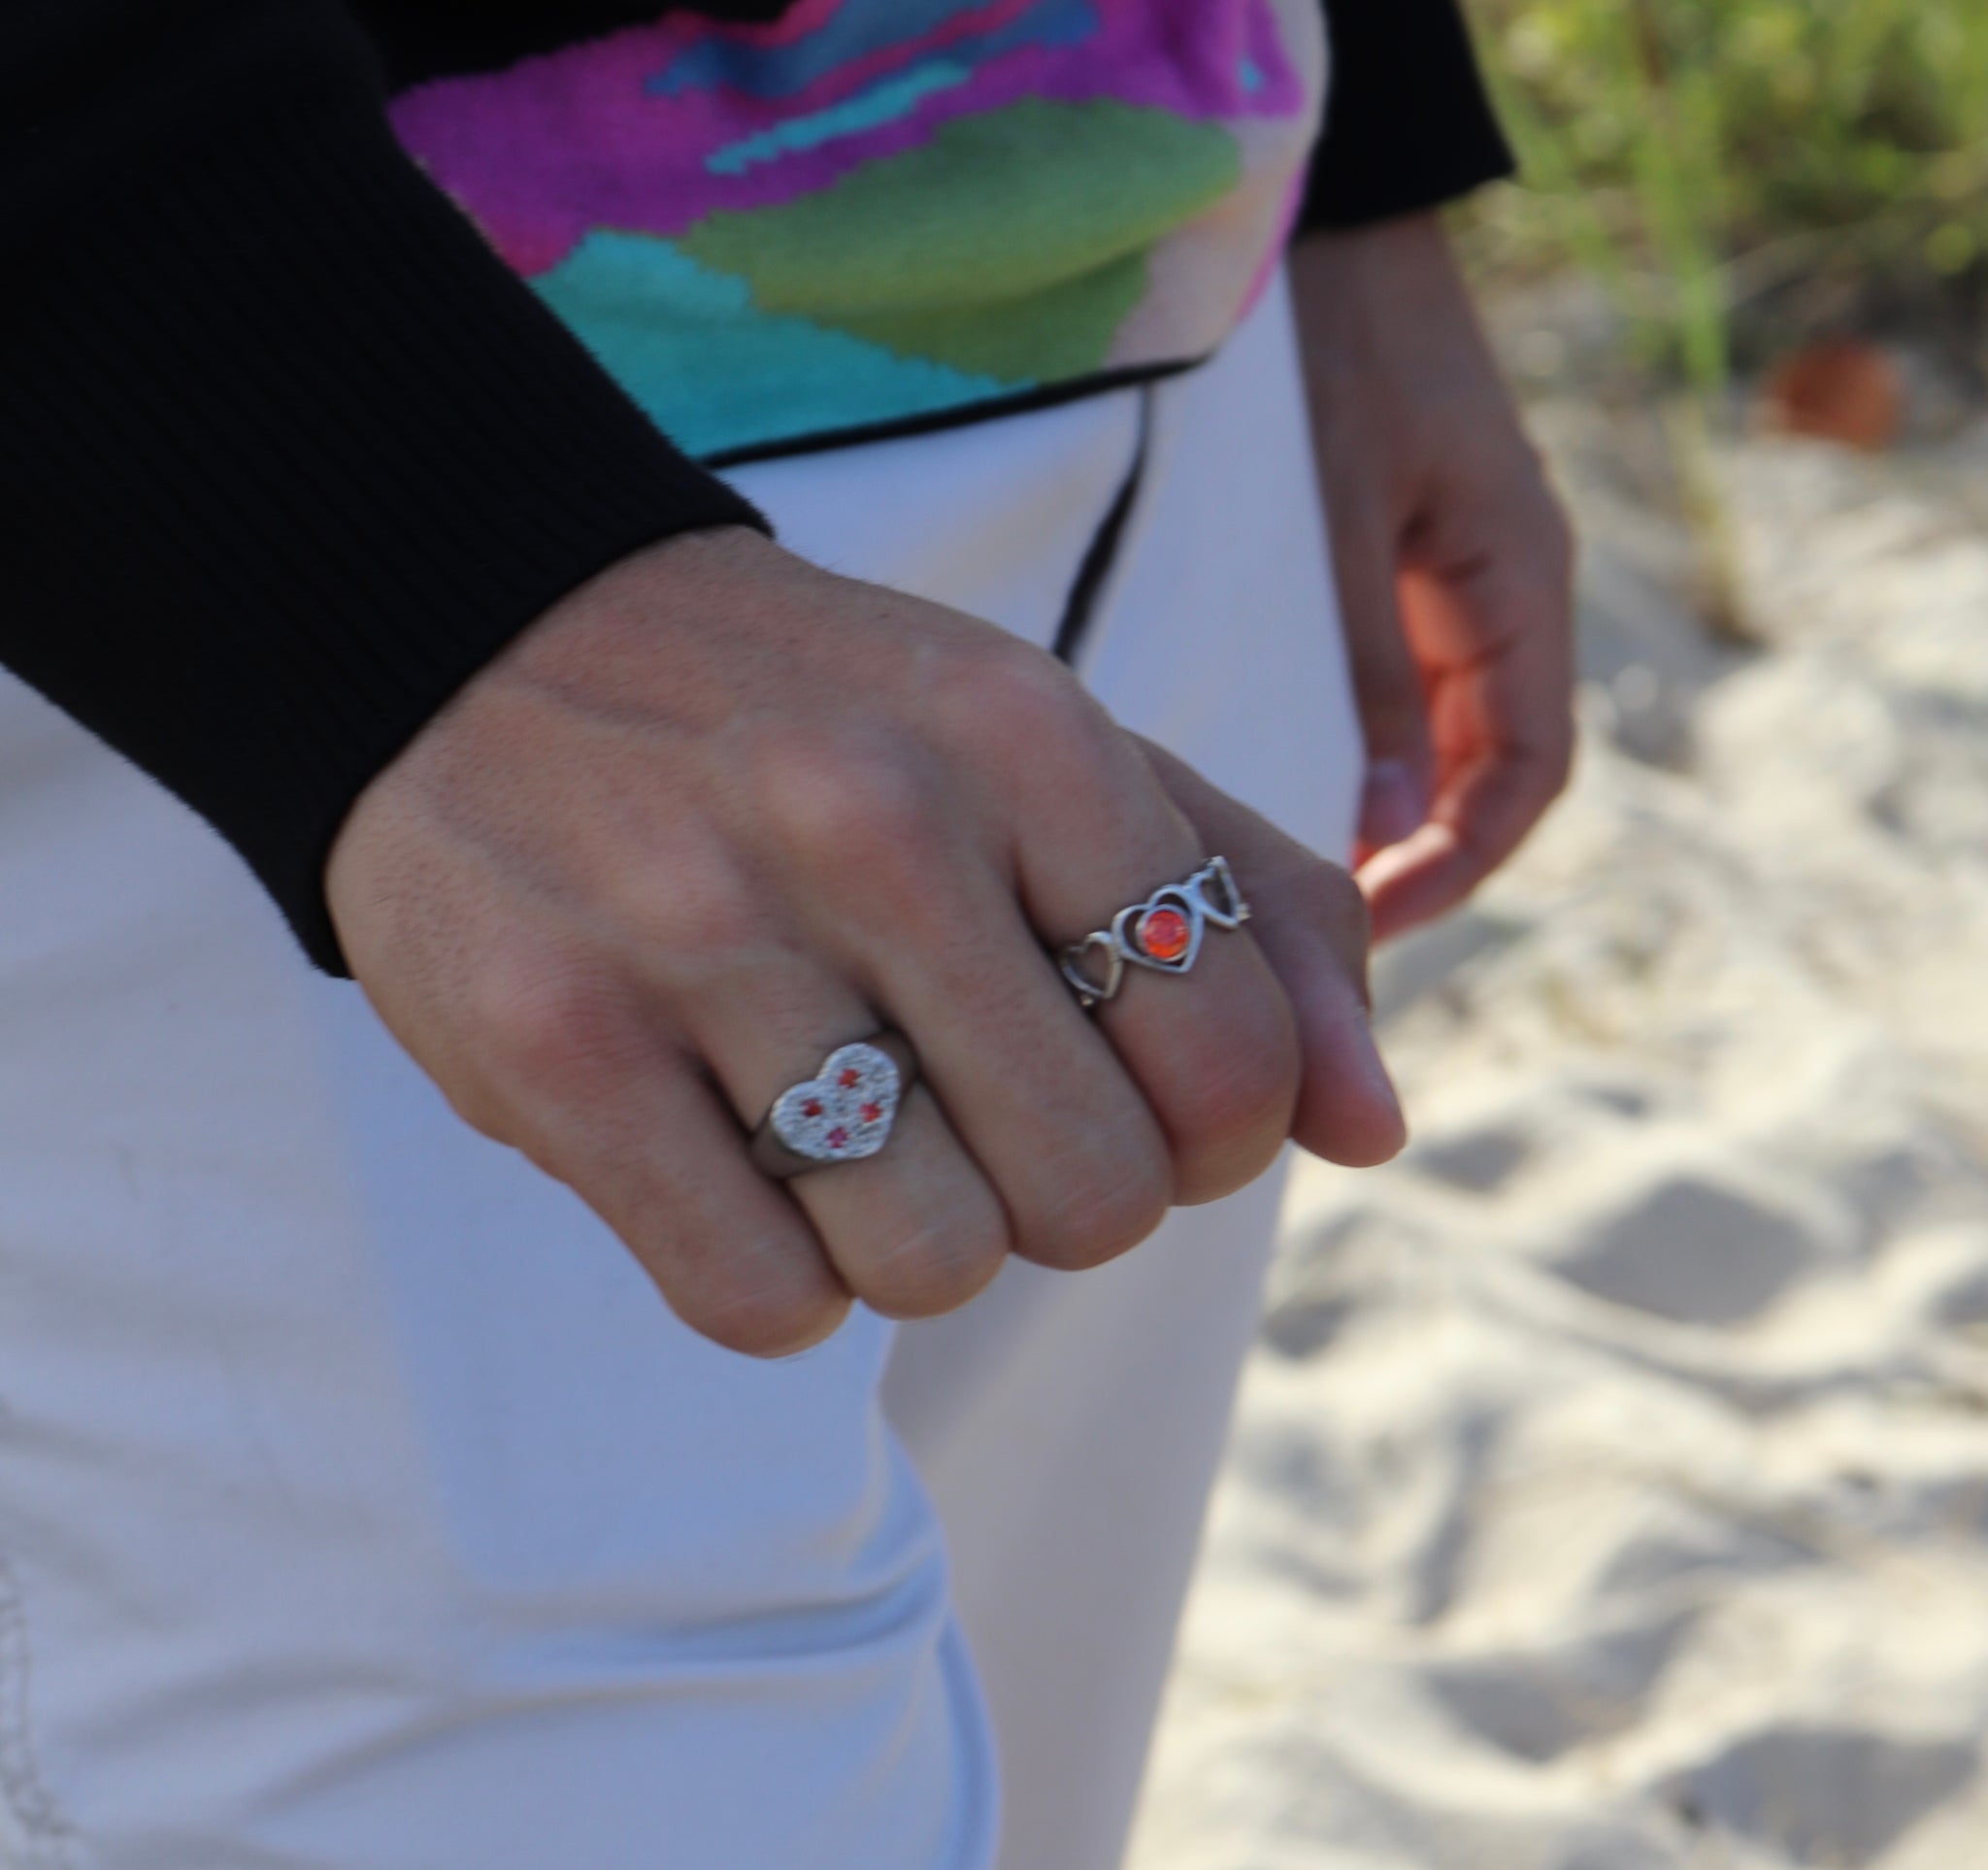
[1057, 855, 1252, 1010]
[749, 1032, 917, 1179]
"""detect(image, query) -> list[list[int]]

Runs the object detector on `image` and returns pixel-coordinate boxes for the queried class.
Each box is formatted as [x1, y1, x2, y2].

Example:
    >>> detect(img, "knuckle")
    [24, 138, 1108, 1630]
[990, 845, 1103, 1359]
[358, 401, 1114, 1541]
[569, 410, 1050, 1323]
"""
[942, 641, 1172, 855]
[1506, 726, 1575, 824]
[1170, 1011, 1301, 1159]
[681, 1276, 853, 1360]
[1510, 476, 1577, 611]
[612, 834, 765, 961]
[465, 938, 636, 1099]
[856, 1203, 1011, 1320]
[1292, 856, 1373, 952]
[755, 730, 945, 878]
[439, 1075, 518, 1147]
[1014, 1141, 1171, 1272]
[942, 637, 1099, 765]
[626, 1179, 852, 1359]
[1539, 734, 1576, 801]
[1537, 484, 1577, 580]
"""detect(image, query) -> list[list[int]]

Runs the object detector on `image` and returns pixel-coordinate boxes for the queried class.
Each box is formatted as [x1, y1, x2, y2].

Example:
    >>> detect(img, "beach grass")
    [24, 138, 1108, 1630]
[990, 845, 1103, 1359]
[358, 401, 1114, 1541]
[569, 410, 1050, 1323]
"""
[1460, 0, 1988, 393]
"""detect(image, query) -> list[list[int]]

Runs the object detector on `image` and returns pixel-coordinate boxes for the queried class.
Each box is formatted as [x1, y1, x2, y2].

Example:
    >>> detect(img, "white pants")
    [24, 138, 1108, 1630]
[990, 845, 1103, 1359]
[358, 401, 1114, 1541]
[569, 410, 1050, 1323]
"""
[0, 275, 1358, 1870]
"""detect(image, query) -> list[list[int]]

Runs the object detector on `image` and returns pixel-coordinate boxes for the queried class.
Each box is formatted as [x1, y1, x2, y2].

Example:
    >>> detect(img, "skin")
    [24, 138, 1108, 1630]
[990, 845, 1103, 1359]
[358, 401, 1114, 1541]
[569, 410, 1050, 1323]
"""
[324, 212, 1569, 1361]
[1289, 214, 1576, 940]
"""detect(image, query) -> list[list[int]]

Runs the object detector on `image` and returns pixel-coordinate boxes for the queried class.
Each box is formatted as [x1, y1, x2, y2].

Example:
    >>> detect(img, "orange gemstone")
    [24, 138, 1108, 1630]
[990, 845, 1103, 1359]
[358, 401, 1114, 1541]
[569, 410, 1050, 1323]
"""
[1139, 907, 1191, 962]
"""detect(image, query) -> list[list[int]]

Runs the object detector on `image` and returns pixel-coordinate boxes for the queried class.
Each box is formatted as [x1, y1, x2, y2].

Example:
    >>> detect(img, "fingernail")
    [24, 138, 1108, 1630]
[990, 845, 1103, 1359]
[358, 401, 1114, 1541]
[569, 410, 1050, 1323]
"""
[1360, 759, 1427, 851]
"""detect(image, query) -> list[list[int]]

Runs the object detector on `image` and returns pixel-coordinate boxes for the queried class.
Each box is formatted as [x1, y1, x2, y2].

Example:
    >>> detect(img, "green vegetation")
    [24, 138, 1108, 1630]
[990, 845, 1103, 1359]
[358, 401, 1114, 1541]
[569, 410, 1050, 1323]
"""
[1460, 0, 1988, 394]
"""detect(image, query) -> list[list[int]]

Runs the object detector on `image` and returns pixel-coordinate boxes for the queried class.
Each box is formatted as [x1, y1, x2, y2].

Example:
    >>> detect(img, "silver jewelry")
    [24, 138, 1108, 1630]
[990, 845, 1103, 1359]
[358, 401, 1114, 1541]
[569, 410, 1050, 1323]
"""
[749, 1033, 916, 1179]
[1057, 855, 1251, 1010]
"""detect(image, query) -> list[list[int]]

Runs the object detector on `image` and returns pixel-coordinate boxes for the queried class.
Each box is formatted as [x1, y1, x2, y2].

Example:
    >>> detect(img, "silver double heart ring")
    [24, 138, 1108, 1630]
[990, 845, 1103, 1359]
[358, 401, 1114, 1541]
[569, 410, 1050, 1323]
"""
[1057, 855, 1253, 1011]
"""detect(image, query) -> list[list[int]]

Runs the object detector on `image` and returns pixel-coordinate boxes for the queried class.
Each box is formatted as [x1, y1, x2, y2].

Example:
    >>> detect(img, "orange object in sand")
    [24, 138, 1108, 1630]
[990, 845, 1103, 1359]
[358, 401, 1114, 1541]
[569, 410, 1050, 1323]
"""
[1761, 338, 1903, 451]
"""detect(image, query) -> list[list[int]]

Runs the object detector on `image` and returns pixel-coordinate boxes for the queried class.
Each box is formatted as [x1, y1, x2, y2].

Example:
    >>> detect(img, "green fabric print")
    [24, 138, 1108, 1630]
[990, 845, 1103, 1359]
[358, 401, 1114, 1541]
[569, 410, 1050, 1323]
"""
[679, 97, 1242, 382]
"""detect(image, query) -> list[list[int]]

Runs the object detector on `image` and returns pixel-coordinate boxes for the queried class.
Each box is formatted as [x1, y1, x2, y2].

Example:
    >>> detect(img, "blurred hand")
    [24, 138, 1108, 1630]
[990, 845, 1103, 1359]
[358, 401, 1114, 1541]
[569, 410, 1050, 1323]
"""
[325, 528, 1404, 1358]
[1289, 214, 1576, 940]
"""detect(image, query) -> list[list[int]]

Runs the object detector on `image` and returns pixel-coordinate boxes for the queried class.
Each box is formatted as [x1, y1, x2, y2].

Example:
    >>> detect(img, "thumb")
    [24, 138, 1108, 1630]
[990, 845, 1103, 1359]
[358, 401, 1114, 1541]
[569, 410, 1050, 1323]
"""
[1330, 503, 1434, 864]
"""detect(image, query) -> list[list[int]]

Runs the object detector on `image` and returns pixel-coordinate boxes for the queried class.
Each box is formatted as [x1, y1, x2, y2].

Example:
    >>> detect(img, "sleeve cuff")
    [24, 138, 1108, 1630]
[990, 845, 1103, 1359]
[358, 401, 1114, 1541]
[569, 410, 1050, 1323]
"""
[1298, 0, 1517, 231]
[0, 3, 767, 976]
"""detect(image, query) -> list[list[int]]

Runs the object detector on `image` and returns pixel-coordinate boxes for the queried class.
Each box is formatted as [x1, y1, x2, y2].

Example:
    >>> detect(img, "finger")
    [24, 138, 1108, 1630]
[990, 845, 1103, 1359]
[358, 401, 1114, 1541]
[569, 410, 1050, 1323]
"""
[1134, 735, 1406, 1167]
[1359, 529, 1574, 940]
[1043, 853, 1304, 1208]
[677, 963, 1011, 1322]
[752, 718, 1174, 1274]
[802, 1087, 1010, 1317]
[1356, 739, 1570, 938]
[1328, 489, 1435, 863]
[466, 953, 852, 1358]
[860, 882, 1178, 1269]
[992, 697, 1306, 1207]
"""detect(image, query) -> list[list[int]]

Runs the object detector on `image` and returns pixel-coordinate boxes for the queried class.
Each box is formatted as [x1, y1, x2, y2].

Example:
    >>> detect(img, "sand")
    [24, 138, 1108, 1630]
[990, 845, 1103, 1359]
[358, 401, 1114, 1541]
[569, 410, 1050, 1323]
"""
[1126, 402, 1988, 1869]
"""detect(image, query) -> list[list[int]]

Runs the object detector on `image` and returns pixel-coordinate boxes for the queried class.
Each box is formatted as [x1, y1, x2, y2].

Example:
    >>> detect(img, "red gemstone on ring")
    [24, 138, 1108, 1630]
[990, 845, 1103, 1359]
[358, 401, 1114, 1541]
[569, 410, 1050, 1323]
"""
[1139, 907, 1192, 962]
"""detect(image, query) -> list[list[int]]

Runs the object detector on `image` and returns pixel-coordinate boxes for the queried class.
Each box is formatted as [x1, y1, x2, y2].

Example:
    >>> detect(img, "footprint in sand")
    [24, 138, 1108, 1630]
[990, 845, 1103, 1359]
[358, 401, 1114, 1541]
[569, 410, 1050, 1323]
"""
[1672, 1724, 1978, 1866]
[1547, 1169, 1829, 1326]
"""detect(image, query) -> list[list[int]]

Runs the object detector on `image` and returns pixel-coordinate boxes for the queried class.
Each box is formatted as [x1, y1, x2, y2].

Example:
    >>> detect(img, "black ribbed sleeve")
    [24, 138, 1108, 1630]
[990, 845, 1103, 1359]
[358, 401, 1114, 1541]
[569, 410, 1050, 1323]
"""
[0, 0, 1508, 980]
[1302, 0, 1515, 229]
[0, 1, 767, 975]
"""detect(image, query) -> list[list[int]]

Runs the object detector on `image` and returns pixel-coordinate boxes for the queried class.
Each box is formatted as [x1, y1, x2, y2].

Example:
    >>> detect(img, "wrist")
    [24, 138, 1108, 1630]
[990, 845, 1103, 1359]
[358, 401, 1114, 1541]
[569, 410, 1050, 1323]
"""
[497, 524, 796, 681]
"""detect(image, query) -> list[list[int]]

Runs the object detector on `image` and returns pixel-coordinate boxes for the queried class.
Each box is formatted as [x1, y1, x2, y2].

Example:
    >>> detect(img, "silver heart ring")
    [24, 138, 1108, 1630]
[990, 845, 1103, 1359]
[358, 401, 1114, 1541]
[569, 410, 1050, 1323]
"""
[1057, 856, 1252, 1010]
[749, 1032, 918, 1179]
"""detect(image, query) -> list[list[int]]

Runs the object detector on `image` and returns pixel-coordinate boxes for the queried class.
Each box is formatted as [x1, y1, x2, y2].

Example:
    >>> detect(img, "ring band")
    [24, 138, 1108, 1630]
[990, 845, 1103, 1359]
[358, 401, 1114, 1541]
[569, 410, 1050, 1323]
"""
[1057, 855, 1251, 1010]
[749, 1031, 918, 1179]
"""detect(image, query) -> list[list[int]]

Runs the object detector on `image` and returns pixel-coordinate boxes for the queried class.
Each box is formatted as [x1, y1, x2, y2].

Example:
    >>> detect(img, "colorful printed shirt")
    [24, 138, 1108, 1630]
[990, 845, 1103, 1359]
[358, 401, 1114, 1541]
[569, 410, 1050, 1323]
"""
[388, 0, 1326, 461]
[1, 0, 1510, 970]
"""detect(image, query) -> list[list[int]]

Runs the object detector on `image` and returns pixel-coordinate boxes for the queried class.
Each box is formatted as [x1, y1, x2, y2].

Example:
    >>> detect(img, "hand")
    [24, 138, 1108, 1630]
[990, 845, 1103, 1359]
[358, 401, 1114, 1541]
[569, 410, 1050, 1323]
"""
[1289, 214, 1575, 941]
[325, 528, 1405, 1357]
